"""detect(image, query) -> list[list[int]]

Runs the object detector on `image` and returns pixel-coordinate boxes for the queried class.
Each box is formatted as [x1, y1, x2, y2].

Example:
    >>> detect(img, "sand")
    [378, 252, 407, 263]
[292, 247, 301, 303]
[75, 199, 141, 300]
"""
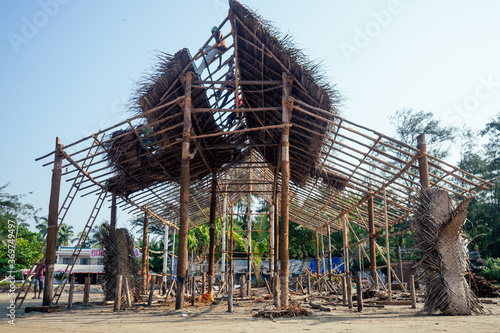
[1, 288, 499, 333]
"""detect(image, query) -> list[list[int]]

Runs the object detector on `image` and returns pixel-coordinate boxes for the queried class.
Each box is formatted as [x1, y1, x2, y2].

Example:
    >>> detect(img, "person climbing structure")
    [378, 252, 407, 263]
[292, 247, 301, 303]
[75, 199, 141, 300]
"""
[196, 26, 228, 76]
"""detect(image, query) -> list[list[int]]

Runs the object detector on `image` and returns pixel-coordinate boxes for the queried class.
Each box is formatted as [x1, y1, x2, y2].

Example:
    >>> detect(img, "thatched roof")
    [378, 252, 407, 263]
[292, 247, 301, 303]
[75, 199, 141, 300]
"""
[37, 0, 493, 234]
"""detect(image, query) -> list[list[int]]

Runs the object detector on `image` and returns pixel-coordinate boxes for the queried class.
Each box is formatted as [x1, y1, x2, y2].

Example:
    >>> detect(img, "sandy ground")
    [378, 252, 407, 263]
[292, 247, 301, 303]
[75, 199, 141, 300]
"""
[1, 287, 499, 333]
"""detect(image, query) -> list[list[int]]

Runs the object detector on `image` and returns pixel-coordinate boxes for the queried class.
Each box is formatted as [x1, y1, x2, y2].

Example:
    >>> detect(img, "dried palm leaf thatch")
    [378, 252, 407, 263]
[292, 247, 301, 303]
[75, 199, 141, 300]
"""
[411, 188, 483, 315]
[253, 302, 311, 318]
[102, 227, 141, 302]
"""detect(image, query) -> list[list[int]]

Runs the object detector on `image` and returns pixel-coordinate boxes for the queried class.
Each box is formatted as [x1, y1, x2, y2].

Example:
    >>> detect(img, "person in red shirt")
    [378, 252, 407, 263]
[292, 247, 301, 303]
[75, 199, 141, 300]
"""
[33, 262, 45, 299]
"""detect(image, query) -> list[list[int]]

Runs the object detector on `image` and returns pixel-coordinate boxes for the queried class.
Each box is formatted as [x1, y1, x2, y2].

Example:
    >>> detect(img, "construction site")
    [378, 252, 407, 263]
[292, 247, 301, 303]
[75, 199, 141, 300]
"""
[7, 1, 500, 331]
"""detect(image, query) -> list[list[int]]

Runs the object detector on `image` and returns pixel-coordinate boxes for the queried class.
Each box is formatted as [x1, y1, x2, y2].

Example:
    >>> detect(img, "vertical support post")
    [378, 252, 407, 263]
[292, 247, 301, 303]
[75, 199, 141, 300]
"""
[208, 170, 218, 294]
[142, 209, 149, 292]
[202, 271, 206, 295]
[191, 276, 196, 306]
[342, 215, 352, 309]
[67, 275, 75, 309]
[307, 273, 311, 295]
[246, 192, 252, 295]
[240, 275, 246, 299]
[341, 275, 347, 305]
[398, 246, 404, 284]
[228, 204, 234, 313]
[170, 227, 176, 281]
[227, 274, 233, 312]
[113, 276, 122, 311]
[176, 73, 192, 310]
[83, 276, 91, 306]
[409, 275, 416, 309]
[315, 232, 320, 277]
[148, 279, 155, 306]
[280, 72, 293, 307]
[368, 194, 377, 288]
[43, 137, 63, 306]
[356, 273, 363, 312]
[417, 133, 430, 189]
[273, 196, 280, 307]
[123, 276, 132, 308]
[221, 190, 227, 283]
[163, 224, 169, 284]
[384, 188, 392, 300]
[327, 225, 332, 275]
[269, 203, 275, 288]
[110, 193, 117, 230]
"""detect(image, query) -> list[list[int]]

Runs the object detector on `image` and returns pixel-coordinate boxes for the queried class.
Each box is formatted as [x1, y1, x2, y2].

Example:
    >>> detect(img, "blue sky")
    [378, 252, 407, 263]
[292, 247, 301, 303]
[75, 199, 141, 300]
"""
[1, 0, 499, 236]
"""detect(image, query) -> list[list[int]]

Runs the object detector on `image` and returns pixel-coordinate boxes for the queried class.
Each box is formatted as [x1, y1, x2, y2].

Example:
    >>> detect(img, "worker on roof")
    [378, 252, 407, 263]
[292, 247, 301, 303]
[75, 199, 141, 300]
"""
[195, 26, 228, 77]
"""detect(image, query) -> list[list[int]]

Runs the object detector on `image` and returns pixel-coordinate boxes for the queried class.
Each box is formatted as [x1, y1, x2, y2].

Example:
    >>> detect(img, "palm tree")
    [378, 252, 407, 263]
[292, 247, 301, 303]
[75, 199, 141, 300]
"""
[35, 216, 48, 238]
[57, 223, 74, 247]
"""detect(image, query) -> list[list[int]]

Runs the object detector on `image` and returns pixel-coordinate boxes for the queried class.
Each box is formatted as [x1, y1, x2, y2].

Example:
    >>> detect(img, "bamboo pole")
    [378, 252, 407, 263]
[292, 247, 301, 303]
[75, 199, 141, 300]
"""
[221, 190, 227, 283]
[315, 232, 320, 277]
[141, 209, 149, 292]
[123, 276, 132, 308]
[280, 72, 292, 307]
[357, 273, 363, 312]
[228, 204, 234, 313]
[176, 73, 192, 310]
[409, 275, 416, 309]
[384, 188, 392, 300]
[327, 225, 332, 275]
[208, 171, 217, 294]
[343, 215, 353, 309]
[163, 224, 169, 284]
[43, 137, 63, 306]
[368, 194, 377, 288]
[148, 279, 155, 306]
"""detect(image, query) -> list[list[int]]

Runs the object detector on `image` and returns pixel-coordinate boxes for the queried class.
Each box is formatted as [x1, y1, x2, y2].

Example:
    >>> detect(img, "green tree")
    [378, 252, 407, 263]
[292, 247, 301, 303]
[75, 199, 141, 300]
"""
[57, 223, 74, 247]
[459, 113, 500, 257]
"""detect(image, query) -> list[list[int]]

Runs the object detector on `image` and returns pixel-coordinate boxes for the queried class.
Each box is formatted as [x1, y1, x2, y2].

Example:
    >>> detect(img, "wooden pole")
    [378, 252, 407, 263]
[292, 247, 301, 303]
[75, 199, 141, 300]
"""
[163, 224, 169, 285]
[148, 279, 155, 306]
[123, 276, 132, 308]
[417, 133, 430, 189]
[327, 225, 332, 275]
[228, 205, 234, 312]
[384, 188, 392, 300]
[307, 273, 311, 295]
[142, 210, 149, 292]
[280, 72, 292, 307]
[176, 73, 192, 310]
[341, 275, 347, 305]
[273, 196, 280, 307]
[315, 232, 320, 277]
[67, 275, 75, 309]
[269, 203, 275, 290]
[356, 273, 363, 312]
[409, 275, 416, 309]
[43, 137, 63, 306]
[191, 276, 196, 306]
[240, 274, 246, 299]
[83, 276, 91, 306]
[368, 194, 377, 288]
[399, 246, 404, 284]
[246, 193, 252, 295]
[202, 271, 206, 295]
[110, 193, 117, 230]
[221, 190, 227, 283]
[113, 275, 122, 311]
[227, 274, 233, 312]
[343, 215, 352, 309]
[208, 170, 217, 294]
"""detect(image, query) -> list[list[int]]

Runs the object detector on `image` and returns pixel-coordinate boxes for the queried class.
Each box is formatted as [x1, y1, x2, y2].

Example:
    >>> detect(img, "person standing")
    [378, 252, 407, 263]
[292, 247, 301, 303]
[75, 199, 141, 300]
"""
[33, 261, 45, 299]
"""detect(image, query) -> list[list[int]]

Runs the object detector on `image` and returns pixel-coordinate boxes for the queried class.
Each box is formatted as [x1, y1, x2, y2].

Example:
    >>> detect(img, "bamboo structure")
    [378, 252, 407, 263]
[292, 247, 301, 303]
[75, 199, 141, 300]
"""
[29, 0, 494, 313]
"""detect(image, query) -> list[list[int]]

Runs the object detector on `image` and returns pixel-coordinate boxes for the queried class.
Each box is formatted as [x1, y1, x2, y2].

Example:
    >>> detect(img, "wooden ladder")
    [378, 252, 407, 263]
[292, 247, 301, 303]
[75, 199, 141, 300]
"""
[15, 136, 102, 308]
